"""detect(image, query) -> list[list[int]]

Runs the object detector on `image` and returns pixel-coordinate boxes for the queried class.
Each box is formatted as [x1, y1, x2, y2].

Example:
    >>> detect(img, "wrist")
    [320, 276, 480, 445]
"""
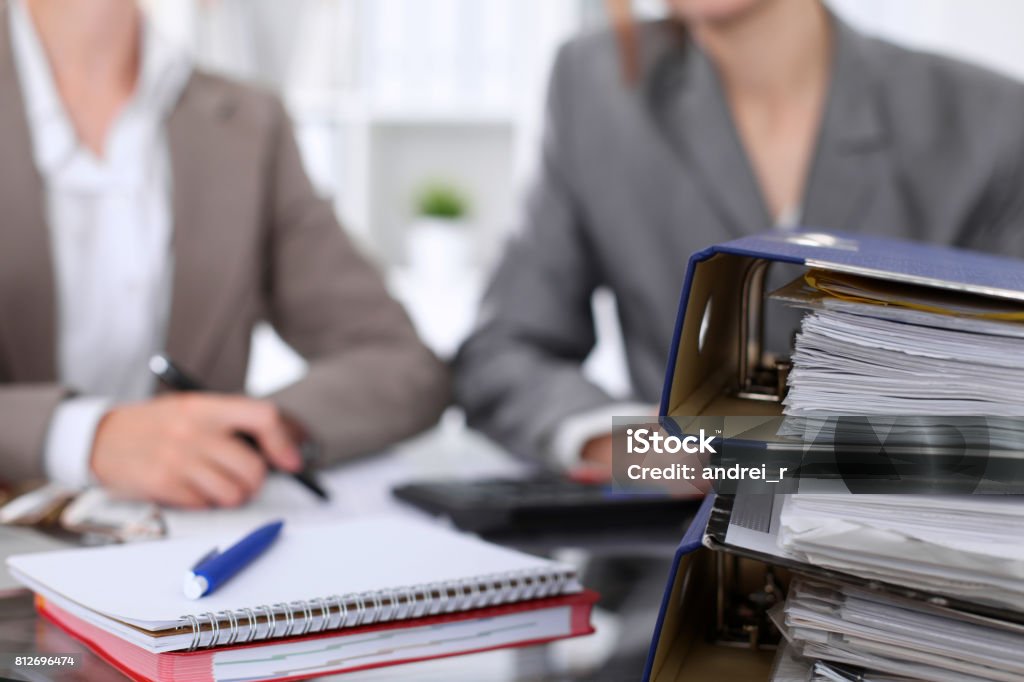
[88, 408, 118, 482]
[43, 397, 112, 490]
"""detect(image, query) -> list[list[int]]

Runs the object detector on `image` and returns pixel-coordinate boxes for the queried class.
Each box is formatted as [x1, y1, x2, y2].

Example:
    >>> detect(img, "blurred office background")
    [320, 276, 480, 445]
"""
[137, 0, 1024, 409]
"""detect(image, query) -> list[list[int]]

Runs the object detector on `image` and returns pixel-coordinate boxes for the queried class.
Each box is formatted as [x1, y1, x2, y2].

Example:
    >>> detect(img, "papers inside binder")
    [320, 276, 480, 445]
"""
[771, 271, 1024, 416]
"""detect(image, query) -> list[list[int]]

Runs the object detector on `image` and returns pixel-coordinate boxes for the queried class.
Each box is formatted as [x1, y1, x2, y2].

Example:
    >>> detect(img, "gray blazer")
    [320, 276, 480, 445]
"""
[0, 4, 451, 483]
[455, 18, 1024, 459]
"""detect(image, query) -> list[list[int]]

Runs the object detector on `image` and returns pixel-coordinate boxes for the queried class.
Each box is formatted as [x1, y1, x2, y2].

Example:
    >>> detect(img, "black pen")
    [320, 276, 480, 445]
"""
[148, 354, 329, 502]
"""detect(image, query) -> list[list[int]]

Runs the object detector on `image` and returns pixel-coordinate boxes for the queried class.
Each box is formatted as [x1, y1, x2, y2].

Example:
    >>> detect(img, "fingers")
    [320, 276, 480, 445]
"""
[243, 407, 303, 472]
[575, 433, 614, 483]
[198, 436, 268, 500]
[151, 480, 209, 510]
[180, 456, 251, 508]
[152, 441, 266, 509]
[188, 396, 303, 472]
[567, 463, 613, 484]
[91, 396, 296, 509]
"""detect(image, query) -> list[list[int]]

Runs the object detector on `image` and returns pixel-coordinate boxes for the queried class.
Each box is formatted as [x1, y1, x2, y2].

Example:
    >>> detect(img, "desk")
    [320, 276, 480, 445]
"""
[0, 420, 679, 681]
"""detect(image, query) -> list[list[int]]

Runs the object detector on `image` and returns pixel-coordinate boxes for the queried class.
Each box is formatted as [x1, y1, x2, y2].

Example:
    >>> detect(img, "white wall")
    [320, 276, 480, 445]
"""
[828, 0, 1024, 81]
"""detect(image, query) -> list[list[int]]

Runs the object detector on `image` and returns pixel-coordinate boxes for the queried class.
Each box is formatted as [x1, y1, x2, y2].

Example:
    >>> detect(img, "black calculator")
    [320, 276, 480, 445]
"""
[392, 475, 699, 537]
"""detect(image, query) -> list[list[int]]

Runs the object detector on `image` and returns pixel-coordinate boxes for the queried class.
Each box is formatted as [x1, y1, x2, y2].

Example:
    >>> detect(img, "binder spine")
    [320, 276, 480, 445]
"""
[177, 566, 576, 650]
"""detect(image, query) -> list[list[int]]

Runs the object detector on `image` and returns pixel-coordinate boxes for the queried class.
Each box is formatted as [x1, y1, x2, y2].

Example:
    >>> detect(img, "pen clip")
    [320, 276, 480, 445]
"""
[191, 547, 220, 572]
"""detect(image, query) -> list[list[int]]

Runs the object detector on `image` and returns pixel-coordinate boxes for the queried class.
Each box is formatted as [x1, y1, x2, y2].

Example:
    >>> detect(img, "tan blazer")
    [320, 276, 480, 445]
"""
[0, 6, 451, 483]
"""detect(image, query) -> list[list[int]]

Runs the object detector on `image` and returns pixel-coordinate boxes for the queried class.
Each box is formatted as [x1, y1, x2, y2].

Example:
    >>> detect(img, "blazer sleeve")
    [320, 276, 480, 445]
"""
[0, 384, 66, 483]
[262, 101, 451, 464]
[453, 43, 616, 460]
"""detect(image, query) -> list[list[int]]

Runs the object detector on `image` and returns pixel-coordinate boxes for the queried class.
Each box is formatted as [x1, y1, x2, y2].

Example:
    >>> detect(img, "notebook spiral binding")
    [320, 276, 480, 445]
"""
[178, 566, 576, 651]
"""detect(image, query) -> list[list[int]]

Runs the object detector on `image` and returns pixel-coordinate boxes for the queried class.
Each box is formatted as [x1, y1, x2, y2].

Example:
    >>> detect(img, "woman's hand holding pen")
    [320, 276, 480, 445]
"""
[89, 394, 304, 509]
[574, 433, 614, 483]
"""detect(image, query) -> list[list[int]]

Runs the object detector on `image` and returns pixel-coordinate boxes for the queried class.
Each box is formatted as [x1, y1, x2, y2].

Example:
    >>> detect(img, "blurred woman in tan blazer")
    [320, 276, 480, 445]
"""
[0, 0, 450, 507]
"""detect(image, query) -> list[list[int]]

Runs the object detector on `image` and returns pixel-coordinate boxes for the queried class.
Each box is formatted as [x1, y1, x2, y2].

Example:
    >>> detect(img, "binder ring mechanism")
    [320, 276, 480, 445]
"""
[177, 566, 575, 650]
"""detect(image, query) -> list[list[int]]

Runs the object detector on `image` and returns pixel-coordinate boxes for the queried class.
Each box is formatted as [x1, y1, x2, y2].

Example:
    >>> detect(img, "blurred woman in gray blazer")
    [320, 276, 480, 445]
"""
[455, 0, 1024, 470]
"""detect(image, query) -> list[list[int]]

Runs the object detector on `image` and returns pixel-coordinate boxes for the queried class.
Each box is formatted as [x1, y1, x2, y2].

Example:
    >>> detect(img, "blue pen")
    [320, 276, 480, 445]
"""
[183, 520, 284, 600]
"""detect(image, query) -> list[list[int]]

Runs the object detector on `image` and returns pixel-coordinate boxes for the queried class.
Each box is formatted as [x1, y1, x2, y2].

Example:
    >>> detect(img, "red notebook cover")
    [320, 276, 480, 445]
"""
[39, 591, 597, 682]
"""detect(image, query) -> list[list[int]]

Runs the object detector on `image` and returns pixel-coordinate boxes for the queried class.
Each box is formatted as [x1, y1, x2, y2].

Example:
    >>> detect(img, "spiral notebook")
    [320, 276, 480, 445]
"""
[7, 517, 583, 654]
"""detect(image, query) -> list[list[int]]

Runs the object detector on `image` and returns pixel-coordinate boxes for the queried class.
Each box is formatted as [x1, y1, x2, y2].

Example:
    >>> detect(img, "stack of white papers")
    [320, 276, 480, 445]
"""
[778, 494, 1024, 610]
[783, 307, 1024, 416]
[777, 579, 1024, 682]
[774, 271, 1024, 416]
[761, 271, 1024, 680]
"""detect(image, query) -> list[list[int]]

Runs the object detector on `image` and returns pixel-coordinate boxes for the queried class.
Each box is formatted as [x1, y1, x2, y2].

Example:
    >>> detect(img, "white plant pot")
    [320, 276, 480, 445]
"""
[406, 217, 473, 279]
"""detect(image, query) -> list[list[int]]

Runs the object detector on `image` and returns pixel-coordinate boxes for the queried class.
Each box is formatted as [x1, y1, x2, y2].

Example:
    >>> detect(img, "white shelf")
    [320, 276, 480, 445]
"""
[285, 90, 515, 127]
[368, 110, 515, 127]
[203, 0, 586, 267]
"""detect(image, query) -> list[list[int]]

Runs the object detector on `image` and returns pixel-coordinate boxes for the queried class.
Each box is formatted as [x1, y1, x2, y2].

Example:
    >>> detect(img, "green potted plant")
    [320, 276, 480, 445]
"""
[416, 182, 469, 222]
[407, 180, 473, 277]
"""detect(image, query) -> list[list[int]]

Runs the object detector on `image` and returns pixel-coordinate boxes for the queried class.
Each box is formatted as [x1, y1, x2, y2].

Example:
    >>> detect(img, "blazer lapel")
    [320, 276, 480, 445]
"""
[800, 20, 887, 230]
[0, 4, 56, 382]
[163, 78, 247, 376]
[647, 17, 888, 237]
[646, 31, 772, 237]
